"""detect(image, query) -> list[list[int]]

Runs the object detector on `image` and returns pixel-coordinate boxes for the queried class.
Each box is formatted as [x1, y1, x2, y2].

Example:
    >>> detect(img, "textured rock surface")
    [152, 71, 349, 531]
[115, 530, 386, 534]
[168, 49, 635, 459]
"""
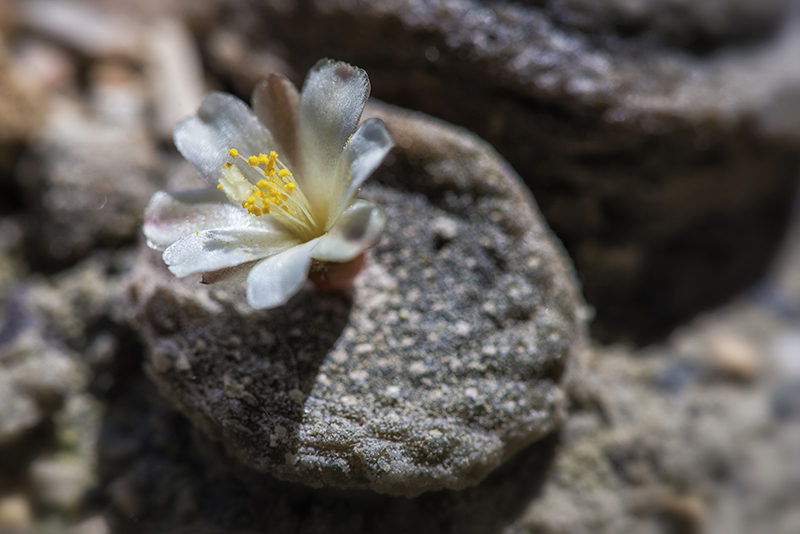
[132, 102, 586, 496]
[238, 0, 800, 342]
[1, 0, 800, 531]
[98, 202, 800, 534]
[20, 74, 161, 265]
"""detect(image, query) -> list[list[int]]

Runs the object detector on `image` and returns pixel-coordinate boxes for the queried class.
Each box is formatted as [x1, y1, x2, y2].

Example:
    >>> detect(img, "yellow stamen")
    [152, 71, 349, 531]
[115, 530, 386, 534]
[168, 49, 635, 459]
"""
[217, 147, 318, 238]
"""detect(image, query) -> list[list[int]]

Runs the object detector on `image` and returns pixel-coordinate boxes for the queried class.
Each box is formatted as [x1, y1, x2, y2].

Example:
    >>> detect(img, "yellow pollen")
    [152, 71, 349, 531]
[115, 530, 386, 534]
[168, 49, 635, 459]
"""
[217, 146, 316, 235]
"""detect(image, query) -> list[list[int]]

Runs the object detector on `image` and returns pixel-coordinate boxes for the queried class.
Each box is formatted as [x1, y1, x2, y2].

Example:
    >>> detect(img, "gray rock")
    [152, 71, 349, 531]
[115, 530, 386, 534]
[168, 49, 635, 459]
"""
[529, 0, 789, 48]
[132, 103, 586, 496]
[0, 329, 81, 445]
[242, 0, 800, 342]
[21, 71, 161, 264]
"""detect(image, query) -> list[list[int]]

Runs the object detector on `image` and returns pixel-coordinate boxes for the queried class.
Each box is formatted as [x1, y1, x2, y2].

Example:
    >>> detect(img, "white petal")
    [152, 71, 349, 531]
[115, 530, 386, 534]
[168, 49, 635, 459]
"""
[163, 227, 301, 278]
[327, 118, 393, 227]
[252, 74, 300, 169]
[246, 237, 322, 309]
[174, 92, 274, 186]
[298, 59, 370, 215]
[143, 188, 259, 250]
[312, 199, 386, 262]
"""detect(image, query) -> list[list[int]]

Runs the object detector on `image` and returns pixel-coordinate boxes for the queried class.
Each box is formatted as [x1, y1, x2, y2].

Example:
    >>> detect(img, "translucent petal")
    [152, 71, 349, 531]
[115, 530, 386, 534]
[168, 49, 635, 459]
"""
[246, 237, 322, 309]
[252, 74, 300, 170]
[312, 199, 386, 262]
[297, 59, 370, 217]
[143, 188, 260, 251]
[201, 262, 256, 285]
[174, 92, 274, 186]
[163, 227, 301, 278]
[327, 118, 393, 228]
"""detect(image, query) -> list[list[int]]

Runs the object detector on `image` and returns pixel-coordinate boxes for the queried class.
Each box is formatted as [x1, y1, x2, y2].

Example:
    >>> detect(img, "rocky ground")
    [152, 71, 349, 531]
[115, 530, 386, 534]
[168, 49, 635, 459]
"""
[0, 0, 799, 533]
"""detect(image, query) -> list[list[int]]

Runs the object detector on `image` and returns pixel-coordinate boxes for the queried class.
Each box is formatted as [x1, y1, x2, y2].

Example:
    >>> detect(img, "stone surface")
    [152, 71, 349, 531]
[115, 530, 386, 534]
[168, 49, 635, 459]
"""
[20, 72, 161, 265]
[0, 494, 32, 531]
[95, 363, 560, 534]
[0, 47, 44, 146]
[19, 0, 145, 61]
[132, 102, 586, 496]
[145, 17, 204, 141]
[0, 0, 800, 531]
[0, 328, 80, 445]
[88, 208, 800, 534]
[68, 516, 111, 534]
[30, 457, 91, 510]
[241, 0, 800, 342]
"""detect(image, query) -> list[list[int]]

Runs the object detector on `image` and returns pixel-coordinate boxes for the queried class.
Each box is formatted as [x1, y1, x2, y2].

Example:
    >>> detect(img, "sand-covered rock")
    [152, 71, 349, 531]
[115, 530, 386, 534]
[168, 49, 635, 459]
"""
[242, 0, 800, 342]
[131, 103, 587, 496]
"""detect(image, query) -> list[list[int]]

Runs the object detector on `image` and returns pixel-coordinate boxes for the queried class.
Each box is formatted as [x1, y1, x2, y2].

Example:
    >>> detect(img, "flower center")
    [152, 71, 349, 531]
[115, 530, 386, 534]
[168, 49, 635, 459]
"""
[218, 148, 319, 238]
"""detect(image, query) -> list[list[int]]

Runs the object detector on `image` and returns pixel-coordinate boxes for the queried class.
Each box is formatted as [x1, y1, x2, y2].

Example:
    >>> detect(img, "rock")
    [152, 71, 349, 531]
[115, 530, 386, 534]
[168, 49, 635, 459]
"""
[706, 332, 761, 382]
[21, 75, 161, 264]
[10, 37, 78, 93]
[91, 363, 560, 533]
[0, 329, 80, 445]
[772, 333, 800, 378]
[145, 18, 205, 141]
[772, 381, 800, 421]
[527, 0, 788, 47]
[0, 494, 32, 531]
[68, 516, 110, 534]
[30, 457, 91, 511]
[0, 46, 45, 145]
[245, 0, 800, 342]
[0, 371, 40, 446]
[132, 103, 586, 496]
[19, 0, 144, 61]
[204, 28, 296, 97]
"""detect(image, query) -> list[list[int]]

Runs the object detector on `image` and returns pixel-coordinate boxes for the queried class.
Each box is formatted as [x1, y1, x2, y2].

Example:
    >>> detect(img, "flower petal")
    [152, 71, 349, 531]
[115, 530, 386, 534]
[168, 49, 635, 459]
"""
[326, 118, 393, 227]
[252, 74, 300, 170]
[298, 59, 370, 216]
[246, 237, 322, 309]
[201, 261, 257, 285]
[143, 188, 261, 250]
[312, 199, 386, 262]
[163, 227, 301, 278]
[174, 92, 274, 186]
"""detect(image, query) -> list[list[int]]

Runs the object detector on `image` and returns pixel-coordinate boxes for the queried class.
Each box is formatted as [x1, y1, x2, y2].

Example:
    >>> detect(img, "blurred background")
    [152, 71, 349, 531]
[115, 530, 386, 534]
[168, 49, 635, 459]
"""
[0, 0, 799, 533]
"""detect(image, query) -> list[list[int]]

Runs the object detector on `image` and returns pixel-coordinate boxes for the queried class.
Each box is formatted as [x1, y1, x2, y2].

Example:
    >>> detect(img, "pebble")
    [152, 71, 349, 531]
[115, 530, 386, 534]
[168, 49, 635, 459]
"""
[772, 381, 800, 421]
[20, 0, 143, 60]
[707, 333, 761, 382]
[134, 102, 585, 496]
[0, 494, 31, 530]
[68, 516, 111, 534]
[30, 458, 90, 511]
[772, 332, 800, 377]
[145, 18, 204, 141]
[654, 362, 702, 394]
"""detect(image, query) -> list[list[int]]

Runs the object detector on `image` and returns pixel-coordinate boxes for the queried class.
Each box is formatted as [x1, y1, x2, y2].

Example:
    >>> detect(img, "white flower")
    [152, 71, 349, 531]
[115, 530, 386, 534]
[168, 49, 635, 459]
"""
[143, 59, 393, 308]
